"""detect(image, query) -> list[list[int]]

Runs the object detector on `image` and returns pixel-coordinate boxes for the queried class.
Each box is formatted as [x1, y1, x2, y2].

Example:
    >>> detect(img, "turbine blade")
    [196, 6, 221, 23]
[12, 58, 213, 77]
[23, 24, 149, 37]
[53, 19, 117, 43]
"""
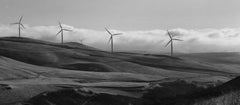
[63, 29, 72, 32]
[19, 16, 23, 22]
[56, 30, 62, 36]
[105, 27, 112, 35]
[58, 21, 62, 29]
[167, 30, 172, 39]
[10, 22, 19, 25]
[173, 39, 183, 41]
[165, 40, 172, 47]
[20, 27, 25, 30]
[20, 24, 25, 29]
[108, 37, 112, 43]
[113, 33, 122, 36]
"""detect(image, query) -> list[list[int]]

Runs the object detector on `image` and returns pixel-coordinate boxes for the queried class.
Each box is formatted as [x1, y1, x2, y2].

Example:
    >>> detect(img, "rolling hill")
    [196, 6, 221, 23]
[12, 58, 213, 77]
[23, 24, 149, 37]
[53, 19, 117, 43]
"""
[0, 37, 239, 105]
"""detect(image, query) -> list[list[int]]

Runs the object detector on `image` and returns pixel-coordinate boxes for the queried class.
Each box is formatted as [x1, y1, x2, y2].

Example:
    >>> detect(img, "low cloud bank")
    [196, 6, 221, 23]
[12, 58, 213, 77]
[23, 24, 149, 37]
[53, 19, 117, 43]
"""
[1, 24, 240, 53]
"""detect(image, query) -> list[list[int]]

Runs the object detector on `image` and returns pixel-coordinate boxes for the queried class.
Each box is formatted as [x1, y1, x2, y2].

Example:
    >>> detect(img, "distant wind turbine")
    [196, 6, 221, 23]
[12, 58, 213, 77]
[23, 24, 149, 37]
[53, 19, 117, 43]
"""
[165, 30, 183, 56]
[79, 39, 85, 44]
[56, 21, 72, 44]
[11, 16, 25, 38]
[105, 27, 122, 53]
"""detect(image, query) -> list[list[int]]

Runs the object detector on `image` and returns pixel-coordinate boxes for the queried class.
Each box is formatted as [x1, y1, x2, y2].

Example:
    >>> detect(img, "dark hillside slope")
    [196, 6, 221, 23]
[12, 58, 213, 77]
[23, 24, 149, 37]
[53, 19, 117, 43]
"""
[23, 76, 240, 105]
[193, 76, 240, 99]
[189, 76, 240, 105]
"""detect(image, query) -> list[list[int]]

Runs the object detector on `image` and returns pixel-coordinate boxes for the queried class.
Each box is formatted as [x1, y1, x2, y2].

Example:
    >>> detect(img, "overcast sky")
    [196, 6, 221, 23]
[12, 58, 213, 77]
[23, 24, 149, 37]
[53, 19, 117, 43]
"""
[0, 0, 239, 30]
[0, 0, 240, 53]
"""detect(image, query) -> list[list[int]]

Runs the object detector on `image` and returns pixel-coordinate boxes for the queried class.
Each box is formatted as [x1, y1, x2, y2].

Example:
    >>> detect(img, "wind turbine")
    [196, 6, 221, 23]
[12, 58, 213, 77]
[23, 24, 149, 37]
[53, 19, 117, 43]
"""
[11, 16, 25, 38]
[79, 39, 85, 44]
[56, 21, 72, 44]
[105, 27, 122, 53]
[165, 30, 183, 57]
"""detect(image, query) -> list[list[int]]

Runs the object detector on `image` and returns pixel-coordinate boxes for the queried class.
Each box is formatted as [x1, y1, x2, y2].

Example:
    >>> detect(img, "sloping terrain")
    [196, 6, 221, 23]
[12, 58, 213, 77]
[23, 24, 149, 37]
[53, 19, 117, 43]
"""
[193, 91, 240, 105]
[178, 52, 240, 75]
[0, 37, 239, 105]
[24, 76, 240, 105]
[190, 76, 240, 105]
[0, 37, 237, 77]
[0, 55, 164, 104]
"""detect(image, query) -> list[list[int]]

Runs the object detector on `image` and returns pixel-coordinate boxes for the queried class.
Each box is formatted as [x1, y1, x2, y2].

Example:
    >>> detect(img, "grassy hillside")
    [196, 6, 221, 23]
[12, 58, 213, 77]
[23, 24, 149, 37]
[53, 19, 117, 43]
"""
[0, 37, 237, 77]
[0, 37, 239, 105]
[0, 55, 165, 104]
[178, 53, 240, 75]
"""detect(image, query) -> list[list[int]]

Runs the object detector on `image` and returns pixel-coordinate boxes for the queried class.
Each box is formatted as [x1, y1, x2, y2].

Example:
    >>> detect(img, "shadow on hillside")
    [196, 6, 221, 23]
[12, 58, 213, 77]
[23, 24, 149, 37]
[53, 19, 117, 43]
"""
[142, 80, 217, 105]
[142, 76, 240, 105]
[23, 89, 144, 105]
[21, 80, 225, 105]
[61, 63, 116, 72]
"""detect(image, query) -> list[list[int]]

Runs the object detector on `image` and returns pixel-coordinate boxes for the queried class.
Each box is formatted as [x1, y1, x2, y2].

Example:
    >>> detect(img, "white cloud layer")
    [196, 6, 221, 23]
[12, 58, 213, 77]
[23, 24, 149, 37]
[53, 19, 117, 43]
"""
[1, 24, 240, 53]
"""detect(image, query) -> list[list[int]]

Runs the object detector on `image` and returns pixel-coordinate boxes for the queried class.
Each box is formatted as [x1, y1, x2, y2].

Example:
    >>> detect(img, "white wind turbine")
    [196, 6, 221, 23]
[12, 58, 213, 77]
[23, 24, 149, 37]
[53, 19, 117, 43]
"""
[11, 16, 25, 38]
[56, 21, 72, 44]
[165, 30, 183, 56]
[105, 27, 122, 53]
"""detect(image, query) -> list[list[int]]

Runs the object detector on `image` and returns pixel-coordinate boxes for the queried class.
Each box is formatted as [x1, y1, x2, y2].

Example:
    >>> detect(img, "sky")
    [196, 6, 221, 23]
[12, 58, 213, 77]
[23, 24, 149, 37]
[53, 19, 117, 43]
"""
[0, 0, 240, 53]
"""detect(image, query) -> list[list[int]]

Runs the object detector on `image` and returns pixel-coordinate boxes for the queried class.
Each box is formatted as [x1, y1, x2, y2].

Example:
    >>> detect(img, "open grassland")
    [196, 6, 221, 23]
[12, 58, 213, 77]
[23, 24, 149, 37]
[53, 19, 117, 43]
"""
[0, 37, 239, 105]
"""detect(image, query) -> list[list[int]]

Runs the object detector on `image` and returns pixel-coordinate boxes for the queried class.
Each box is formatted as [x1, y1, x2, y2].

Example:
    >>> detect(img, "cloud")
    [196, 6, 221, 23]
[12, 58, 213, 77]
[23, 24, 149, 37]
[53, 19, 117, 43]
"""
[0, 24, 240, 53]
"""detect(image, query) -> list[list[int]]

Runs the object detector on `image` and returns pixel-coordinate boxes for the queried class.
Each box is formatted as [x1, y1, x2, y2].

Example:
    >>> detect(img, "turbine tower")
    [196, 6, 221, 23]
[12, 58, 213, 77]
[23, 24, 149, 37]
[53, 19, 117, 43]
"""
[11, 16, 25, 38]
[165, 30, 183, 57]
[105, 27, 122, 53]
[56, 21, 72, 44]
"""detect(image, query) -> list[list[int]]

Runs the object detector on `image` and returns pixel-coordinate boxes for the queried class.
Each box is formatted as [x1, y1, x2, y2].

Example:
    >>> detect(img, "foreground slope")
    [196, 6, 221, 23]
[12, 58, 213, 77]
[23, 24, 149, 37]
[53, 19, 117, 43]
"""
[191, 76, 240, 105]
